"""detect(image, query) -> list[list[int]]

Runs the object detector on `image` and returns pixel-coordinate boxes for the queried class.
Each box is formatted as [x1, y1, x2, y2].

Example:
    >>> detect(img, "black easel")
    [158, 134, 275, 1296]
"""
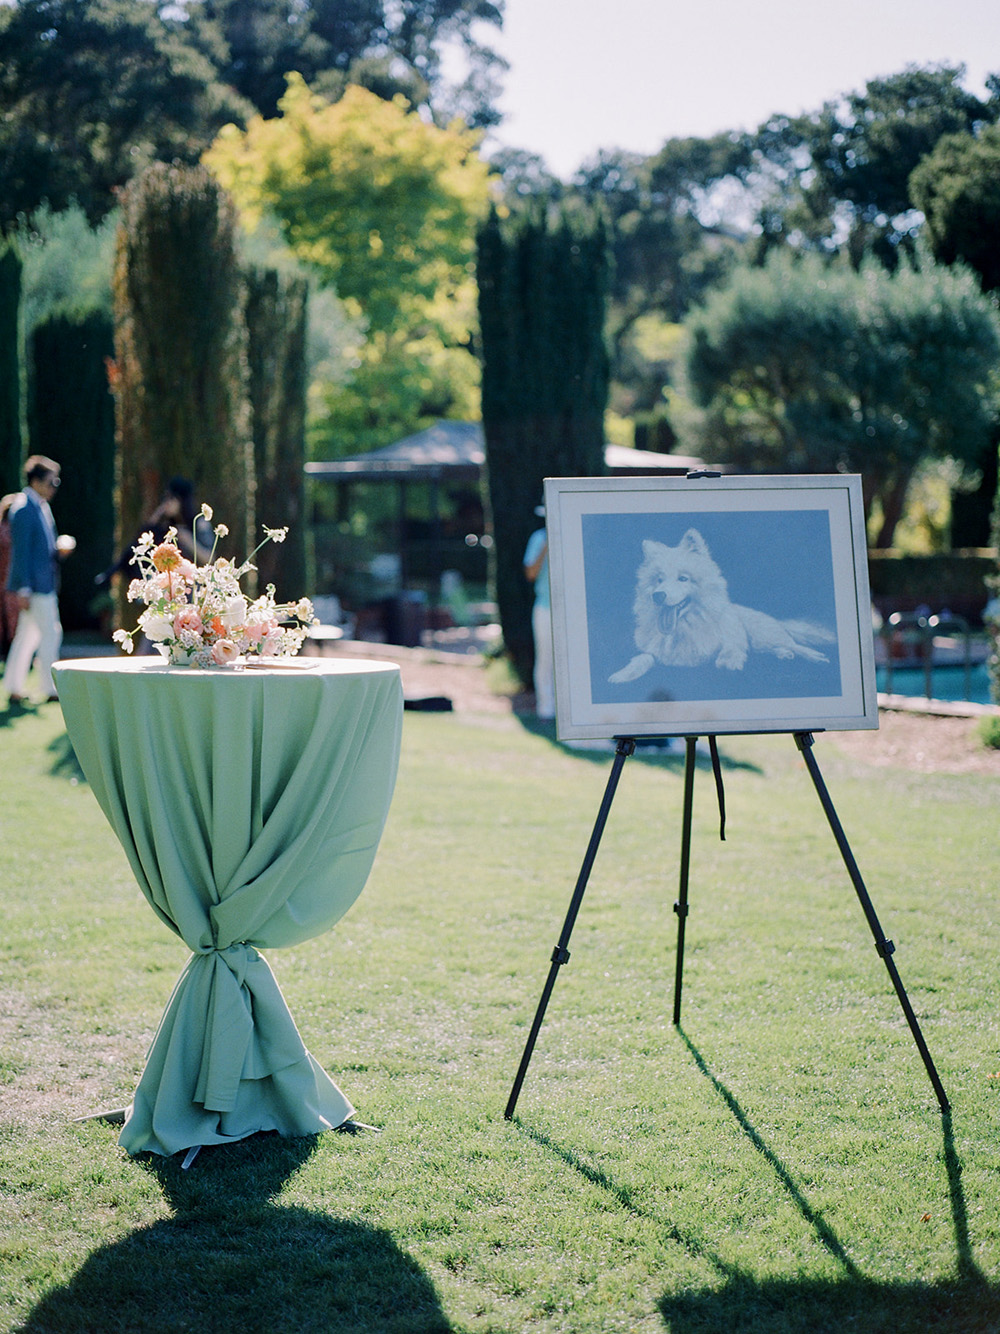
[504, 730, 950, 1121]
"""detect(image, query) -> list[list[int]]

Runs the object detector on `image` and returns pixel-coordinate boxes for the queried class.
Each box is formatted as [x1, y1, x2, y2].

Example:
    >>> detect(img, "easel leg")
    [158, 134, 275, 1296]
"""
[795, 732, 950, 1112]
[505, 738, 636, 1120]
[672, 736, 698, 1025]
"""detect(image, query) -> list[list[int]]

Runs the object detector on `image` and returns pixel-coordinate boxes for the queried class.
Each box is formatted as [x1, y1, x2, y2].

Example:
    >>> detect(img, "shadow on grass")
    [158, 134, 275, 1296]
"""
[17, 1132, 453, 1334]
[0, 695, 38, 727]
[657, 1271, 1000, 1332]
[516, 1033, 998, 1333]
[47, 730, 86, 782]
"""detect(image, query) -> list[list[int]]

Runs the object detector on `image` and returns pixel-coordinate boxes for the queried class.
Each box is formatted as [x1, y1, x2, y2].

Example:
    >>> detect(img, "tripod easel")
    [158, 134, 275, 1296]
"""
[504, 730, 950, 1121]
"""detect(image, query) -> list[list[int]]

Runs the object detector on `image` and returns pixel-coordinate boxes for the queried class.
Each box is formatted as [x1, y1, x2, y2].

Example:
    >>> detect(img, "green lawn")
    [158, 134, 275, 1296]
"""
[2, 687, 999, 1332]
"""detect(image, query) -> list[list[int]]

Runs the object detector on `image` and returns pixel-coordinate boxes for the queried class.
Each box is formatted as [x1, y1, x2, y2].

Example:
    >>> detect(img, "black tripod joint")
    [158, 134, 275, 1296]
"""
[673, 900, 689, 919]
[550, 945, 571, 965]
[875, 937, 896, 958]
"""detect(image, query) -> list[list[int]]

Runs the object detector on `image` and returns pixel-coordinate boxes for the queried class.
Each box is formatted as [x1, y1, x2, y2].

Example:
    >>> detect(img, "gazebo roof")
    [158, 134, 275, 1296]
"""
[305, 420, 709, 483]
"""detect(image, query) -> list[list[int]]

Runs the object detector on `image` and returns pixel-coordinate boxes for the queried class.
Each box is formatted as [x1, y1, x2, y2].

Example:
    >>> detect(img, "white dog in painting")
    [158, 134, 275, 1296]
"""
[608, 530, 835, 683]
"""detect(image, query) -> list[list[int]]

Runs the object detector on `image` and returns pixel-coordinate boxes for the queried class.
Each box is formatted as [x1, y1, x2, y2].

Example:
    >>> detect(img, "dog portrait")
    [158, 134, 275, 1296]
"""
[608, 529, 836, 683]
[541, 474, 876, 740]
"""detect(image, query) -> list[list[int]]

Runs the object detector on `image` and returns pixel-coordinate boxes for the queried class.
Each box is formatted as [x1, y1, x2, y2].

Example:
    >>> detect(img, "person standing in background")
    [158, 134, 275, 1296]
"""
[4, 456, 74, 705]
[523, 504, 555, 721]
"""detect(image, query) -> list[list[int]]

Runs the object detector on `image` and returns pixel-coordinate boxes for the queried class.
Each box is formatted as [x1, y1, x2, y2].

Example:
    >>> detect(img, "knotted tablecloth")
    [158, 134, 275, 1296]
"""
[54, 656, 402, 1156]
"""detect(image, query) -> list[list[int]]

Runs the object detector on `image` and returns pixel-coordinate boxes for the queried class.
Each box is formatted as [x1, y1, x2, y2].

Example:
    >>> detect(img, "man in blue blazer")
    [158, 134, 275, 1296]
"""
[4, 455, 68, 704]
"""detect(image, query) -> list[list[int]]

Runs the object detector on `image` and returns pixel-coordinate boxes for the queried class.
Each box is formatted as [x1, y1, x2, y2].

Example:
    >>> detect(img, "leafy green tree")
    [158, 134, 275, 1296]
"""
[194, 0, 384, 118]
[207, 76, 491, 334]
[749, 65, 999, 265]
[681, 251, 1000, 546]
[314, 326, 481, 456]
[911, 109, 1000, 670]
[28, 310, 115, 629]
[195, 0, 504, 126]
[568, 140, 749, 423]
[17, 205, 115, 337]
[477, 205, 609, 686]
[487, 147, 566, 206]
[206, 75, 492, 452]
[113, 163, 251, 573]
[0, 0, 249, 228]
[910, 122, 1000, 292]
[0, 242, 21, 495]
[384, 0, 505, 131]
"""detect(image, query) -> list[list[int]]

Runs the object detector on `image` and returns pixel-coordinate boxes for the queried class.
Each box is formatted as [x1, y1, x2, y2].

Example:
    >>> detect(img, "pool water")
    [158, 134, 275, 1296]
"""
[876, 661, 993, 705]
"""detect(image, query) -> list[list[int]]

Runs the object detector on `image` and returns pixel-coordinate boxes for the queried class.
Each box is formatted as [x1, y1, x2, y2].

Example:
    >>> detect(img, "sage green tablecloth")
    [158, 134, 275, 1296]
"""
[53, 656, 403, 1157]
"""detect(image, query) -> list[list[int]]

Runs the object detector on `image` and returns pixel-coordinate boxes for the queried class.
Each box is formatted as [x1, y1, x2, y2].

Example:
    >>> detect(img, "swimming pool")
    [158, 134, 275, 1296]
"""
[876, 660, 994, 705]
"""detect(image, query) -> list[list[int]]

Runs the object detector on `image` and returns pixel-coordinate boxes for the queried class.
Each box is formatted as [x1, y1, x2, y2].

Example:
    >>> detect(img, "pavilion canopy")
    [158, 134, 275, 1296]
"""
[305, 420, 709, 484]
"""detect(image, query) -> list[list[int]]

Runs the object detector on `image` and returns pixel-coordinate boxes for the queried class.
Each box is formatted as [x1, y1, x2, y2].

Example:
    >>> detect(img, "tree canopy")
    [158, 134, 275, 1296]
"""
[207, 77, 491, 331]
[746, 65, 1000, 265]
[206, 74, 492, 452]
[910, 122, 1000, 291]
[0, 0, 504, 228]
[681, 251, 1000, 546]
[0, 0, 249, 229]
[192, 0, 505, 125]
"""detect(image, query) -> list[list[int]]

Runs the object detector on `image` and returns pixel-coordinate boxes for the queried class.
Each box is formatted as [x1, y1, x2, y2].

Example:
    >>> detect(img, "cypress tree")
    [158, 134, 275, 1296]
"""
[244, 265, 308, 600]
[0, 243, 22, 496]
[27, 310, 116, 630]
[112, 163, 251, 572]
[476, 205, 609, 687]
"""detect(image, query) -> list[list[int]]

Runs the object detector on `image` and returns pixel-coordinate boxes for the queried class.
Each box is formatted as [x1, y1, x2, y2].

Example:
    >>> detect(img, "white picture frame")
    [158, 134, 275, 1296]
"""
[544, 473, 878, 740]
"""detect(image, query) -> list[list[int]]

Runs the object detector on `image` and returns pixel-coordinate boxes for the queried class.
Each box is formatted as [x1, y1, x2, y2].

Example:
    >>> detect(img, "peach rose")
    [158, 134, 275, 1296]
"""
[211, 638, 240, 666]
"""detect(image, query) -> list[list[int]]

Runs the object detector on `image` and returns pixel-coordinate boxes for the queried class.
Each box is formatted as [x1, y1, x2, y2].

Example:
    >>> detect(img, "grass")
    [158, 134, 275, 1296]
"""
[2, 676, 1000, 1332]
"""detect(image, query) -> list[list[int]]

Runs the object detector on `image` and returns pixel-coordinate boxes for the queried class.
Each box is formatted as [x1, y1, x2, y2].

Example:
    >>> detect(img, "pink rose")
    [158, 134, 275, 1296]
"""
[244, 620, 272, 645]
[173, 607, 203, 637]
[211, 638, 240, 666]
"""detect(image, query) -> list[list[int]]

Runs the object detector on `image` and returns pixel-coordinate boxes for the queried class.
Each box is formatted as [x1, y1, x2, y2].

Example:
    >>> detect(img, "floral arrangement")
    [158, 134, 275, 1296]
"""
[113, 504, 315, 667]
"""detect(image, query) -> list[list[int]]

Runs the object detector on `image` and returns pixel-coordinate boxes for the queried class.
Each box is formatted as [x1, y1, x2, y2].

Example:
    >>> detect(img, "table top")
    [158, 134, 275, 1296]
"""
[54, 654, 398, 680]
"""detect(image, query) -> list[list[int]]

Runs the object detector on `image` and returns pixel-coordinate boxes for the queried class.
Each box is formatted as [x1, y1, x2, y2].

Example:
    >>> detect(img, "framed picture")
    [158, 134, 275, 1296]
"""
[544, 473, 878, 740]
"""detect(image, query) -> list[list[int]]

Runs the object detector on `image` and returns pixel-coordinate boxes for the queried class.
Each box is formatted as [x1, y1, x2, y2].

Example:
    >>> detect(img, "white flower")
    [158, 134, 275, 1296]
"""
[263, 526, 288, 544]
[220, 595, 248, 631]
[140, 611, 174, 642]
[201, 503, 213, 522]
[112, 629, 134, 654]
[295, 598, 314, 622]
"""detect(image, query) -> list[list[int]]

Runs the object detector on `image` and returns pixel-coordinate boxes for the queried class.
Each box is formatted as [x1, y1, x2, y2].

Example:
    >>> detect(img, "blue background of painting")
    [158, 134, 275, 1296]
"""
[581, 509, 842, 704]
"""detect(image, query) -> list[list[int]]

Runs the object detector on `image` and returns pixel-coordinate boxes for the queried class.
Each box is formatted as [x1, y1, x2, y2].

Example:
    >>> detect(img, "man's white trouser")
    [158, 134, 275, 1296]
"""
[3, 591, 62, 697]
